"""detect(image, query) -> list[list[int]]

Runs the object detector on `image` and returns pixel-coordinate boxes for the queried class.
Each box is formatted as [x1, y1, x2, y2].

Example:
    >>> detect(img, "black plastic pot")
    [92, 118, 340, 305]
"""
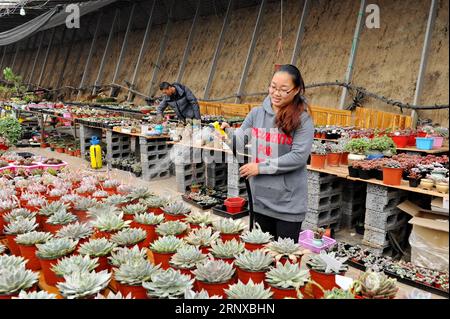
[409, 178, 420, 188]
[402, 170, 409, 181]
[374, 169, 383, 180]
[358, 169, 371, 180]
[348, 166, 359, 177]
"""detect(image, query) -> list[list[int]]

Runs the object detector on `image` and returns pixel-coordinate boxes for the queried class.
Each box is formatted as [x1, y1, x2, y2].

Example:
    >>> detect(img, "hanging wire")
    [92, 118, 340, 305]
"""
[276, 0, 284, 59]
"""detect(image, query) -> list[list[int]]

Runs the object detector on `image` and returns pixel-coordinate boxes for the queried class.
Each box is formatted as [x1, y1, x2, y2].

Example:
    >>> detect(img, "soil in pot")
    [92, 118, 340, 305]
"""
[18, 244, 41, 270]
[236, 267, 266, 284]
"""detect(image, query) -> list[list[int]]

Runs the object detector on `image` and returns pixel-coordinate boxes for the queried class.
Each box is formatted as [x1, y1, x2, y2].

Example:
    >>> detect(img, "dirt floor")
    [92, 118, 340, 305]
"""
[15, 146, 446, 299]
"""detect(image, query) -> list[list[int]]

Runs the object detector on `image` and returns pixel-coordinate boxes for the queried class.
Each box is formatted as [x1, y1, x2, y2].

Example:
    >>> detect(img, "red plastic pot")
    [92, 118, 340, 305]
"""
[131, 222, 157, 246]
[310, 154, 327, 169]
[148, 207, 164, 215]
[39, 257, 64, 286]
[123, 214, 135, 221]
[163, 213, 186, 221]
[18, 244, 41, 270]
[200, 246, 210, 254]
[382, 167, 403, 186]
[244, 242, 265, 251]
[189, 223, 201, 230]
[309, 269, 344, 299]
[116, 282, 148, 299]
[195, 278, 236, 298]
[93, 229, 117, 240]
[236, 267, 266, 284]
[103, 187, 117, 195]
[417, 131, 427, 137]
[340, 152, 349, 165]
[215, 257, 235, 265]
[220, 233, 241, 242]
[95, 255, 112, 272]
[44, 223, 66, 234]
[269, 284, 300, 299]
[6, 234, 21, 256]
[224, 197, 246, 214]
[73, 209, 89, 223]
[326, 153, 341, 167]
[151, 251, 174, 270]
[407, 134, 417, 146]
[171, 265, 194, 278]
[391, 135, 409, 148]
[278, 256, 301, 265]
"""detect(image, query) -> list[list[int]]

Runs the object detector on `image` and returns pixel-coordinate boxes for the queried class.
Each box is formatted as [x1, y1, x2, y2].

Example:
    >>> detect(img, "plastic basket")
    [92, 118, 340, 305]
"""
[416, 137, 434, 150]
[298, 230, 336, 253]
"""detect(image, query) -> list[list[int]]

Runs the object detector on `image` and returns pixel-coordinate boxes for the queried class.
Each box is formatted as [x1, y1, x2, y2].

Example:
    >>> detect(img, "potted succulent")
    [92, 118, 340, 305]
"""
[192, 260, 236, 298]
[156, 220, 189, 239]
[184, 289, 222, 299]
[240, 223, 273, 251]
[312, 227, 326, 247]
[45, 210, 77, 234]
[366, 135, 396, 158]
[121, 203, 148, 221]
[108, 245, 148, 268]
[12, 290, 57, 299]
[110, 228, 147, 249]
[131, 212, 164, 246]
[114, 259, 160, 299]
[234, 250, 273, 284]
[325, 142, 343, 167]
[51, 255, 99, 278]
[435, 178, 449, 194]
[350, 270, 398, 299]
[225, 279, 273, 299]
[91, 190, 109, 201]
[91, 212, 131, 239]
[75, 184, 97, 198]
[3, 217, 39, 256]
[408, 169, 422, 188]
[185, 211, 213, 229]
[47, 187, 68, 202]
[323, 287, 355, 299]
[264, 237, 306, 264]
[310, 141, 327, 169]
[169, 245, 208, 277]
[190, 182, 201, 193]
[382, 160, 403, 186]
[95, 291, 133, 299]
[78, 238, 117, 272]
[0, 199, 18, 234]
[143, 268, 194, 299]
[184, 227, 221, 254]
[57, 270, 111, 299]
[103, 194, 129, 209]
[127, 187, 154, 204]
[72, 197, 97, 222]
[141, 196, 169, 215]
[212, 218, 247, 242]
[431, 127, 448, 149]
[306, 251, 349, 299]
[56, 221, 93, 248]
[0, 266, 39, 299]
[102, 179, 121, 195]
[15, 231, 53, 270]
[36, 238, 78, 286]
[345, 138, 369, 163]
[149, 235, 185, 270]
[265, 262, 310, 299]
[37, 201, 69, 227]
[210, 239, 245, 264]
[162, 202, 191, 221]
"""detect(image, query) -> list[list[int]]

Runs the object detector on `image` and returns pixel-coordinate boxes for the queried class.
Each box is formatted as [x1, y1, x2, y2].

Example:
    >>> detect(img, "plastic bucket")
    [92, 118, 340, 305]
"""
[416, 137, 434, 150]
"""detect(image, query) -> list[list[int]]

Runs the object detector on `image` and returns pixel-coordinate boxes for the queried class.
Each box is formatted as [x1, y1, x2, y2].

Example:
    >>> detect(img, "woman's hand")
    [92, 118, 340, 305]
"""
[221, 122, 230, 130]
[239, 163, 259, 178]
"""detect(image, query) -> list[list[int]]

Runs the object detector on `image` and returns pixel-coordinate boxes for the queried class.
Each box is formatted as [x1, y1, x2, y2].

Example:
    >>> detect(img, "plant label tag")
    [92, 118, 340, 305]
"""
[335, 275, 353, 290]
[319, 251, 343, 273]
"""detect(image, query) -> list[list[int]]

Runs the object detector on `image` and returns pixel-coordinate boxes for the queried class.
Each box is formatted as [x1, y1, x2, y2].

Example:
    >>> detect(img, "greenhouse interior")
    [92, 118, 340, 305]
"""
[0, 0, 448, 302]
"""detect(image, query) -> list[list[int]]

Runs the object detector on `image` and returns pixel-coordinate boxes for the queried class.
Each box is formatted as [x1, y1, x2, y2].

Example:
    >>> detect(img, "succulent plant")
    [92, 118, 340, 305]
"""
[92, 190, 108, 198]
[155, 221, 188, 237]
[87, 204, 120, 218]
[210, 239, 245, 259]
[36, 238, 78, 260]
[264, 238, 306, 263]
[240, 223, 273, 244]
[38, 201, 69, 217]
[46, 210, 77, 226]
[0, 243, 6, 254]
[56, 222, 93, 241]
[57, 270, 111, 299]
[52, 255, 99, 276]
[91, 212, 131, 232]
[0, 199, 18, 211]
[170, 245, 208, 269]
[193, 260, 235, 283]
[114, 259, 160, 286]
[75, 184, 97, 195]
[143, 268, 194, 299]
[384, 160, 402, 169]
[48, 188, 68, 197]
[184, 289, 222, 299]
[103, 179, 121, 189]
[110, 228, 147, 246]
[323, 287, 355, 299]
[162, 202, 191, 216]
[184, 227, 220, 247]
[351, 270, 398, 299]
[225, 279, 273, 299]
[4, 216, 38, 235]
[60, 194, 81, 204]
[122, 203, 147, 216]
[108, 245, 147, 267]
[0, 255, 26, 269]
[142, 196, 169, 208]
[133, 212, 164, 225]
[12, 290, 57, 299]
[212, 218, 246, 235]
[78, 238, 116, 257]
[265, 262, 310, 289]
[103, 194, 128, 206]
[306, 252, 349, 274]
[73, 197, 97, 211]
[150, 235, 185, 254]
[127, 188, 154, 202]
[185, 211, 213, 226]
[234, 250, 273, 272]
[0, 267, 39, 296]
[3, 208, 35, 223]
[95, 291, 133, 299]
[15, 231, 53, 246]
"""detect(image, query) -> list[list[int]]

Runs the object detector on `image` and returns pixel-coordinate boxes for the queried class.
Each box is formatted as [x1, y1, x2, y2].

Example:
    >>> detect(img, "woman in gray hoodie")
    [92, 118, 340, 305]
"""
[222, 64, 314, 242]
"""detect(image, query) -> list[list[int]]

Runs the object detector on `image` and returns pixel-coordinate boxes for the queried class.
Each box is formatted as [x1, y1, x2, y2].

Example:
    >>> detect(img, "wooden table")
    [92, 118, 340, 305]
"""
[396, 146, 449, 154]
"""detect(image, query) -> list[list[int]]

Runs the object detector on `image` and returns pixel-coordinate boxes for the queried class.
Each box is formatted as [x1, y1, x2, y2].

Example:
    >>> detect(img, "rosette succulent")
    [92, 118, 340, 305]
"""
[265, 262, 310, 289]
[4, 216, 38, 235]
[240, 223, 273, 244]
[150, 235, 184, 254]
[225, 279, 273, 299]
[15, 231, 53, 246]
[133, 212, 164, 225]
[108, 245, 147, 267]
[184, 227, 220, 247]
[155, 221, 188, 237]
[193, 260, 235, 283]
[110, 228, 147, 246]
[162, 202, 191, 216]
[2, 208, 35, 223]
[12, 290, 57, 299]
[78, 238, 116, 257]
[185, 211, 213, 226]
[57, 270, 111, 299]
[122, 203, 147, 216]
[170, 245, 208, 269]
[264, 237, 306, 263]
[46, 210, 77, 226]
[210, 239, 245, 259]
[52, 255, 99, 276]
[0, 267, 39, 296]
[212, 218, 246, 234]
[234, 250, 273, 272]
[143, 268, 194, 299]
[114, 259, 160, 286]
[36, 238, 78, 260]
[56, 222, 93, 241]
[91, 212, 131, 232]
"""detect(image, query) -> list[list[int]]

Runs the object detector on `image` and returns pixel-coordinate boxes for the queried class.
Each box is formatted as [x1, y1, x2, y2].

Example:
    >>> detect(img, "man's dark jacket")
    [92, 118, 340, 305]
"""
[156, 83, 201, 120]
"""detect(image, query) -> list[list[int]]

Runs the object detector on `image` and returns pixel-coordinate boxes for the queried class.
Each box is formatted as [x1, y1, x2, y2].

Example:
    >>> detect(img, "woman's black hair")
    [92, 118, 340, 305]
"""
[276, 64, 306, 105]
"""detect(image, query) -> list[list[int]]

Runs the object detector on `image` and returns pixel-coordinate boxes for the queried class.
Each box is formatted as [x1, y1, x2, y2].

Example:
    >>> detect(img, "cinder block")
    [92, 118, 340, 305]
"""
[365, 193, 407, 212]
[364, 208, 409, 231]
[305, 207, 341, 225]
[340, 214, 362, 229]
[341, 200, 365, 213]
[308, 179, 342, 196]
[307, 171, 337, 183]
[301, 217, 341, 232]
[366, 184, 406, 198]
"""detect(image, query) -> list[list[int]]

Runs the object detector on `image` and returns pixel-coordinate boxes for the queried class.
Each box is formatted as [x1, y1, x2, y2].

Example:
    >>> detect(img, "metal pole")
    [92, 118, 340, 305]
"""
[57, 28, 77, 90]
[204, 0, 233, 99]
[110, 3, 137, 97]
[78, 11, 103, 99]
[290, 0, 311, 65]
[28, 32, 44, 89]
[21, 35, 37, 78]
[176, 0, 201, 83]
[0, 46, 6, 73]
[17, 37, 31, 76]
[147, 0, 175, 97]
[48, 27, 67, 88]
[93, 9, 120, 95]
[235, 0, 267, 103]
[72, 16, 93, 88]
[11, 42, 19, 71]
[339, 0, 366, 110]
[411, 0, 438, 128]
[37, 27, 56, 88]
[128, 0, 156, 101]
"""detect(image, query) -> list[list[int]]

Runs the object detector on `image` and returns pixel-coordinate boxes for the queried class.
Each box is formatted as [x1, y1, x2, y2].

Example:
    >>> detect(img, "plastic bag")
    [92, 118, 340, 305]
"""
[409, 230, 449, 272]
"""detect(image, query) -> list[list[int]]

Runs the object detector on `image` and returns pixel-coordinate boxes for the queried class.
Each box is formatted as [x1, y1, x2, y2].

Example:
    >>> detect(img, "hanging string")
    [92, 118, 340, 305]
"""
[276, 0, 284, 59]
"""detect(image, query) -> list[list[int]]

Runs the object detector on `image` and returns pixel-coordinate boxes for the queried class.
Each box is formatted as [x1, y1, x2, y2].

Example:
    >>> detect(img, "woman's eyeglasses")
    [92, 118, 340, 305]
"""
[268, 85, 295, 96]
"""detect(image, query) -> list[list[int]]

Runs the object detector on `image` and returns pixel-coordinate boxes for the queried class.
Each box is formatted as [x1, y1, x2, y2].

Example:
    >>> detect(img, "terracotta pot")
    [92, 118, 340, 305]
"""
[244, 242, 266, 251]
[220, 233, 241, 242]
[131, 222, 157, 246]
[236, 267, 266, 284]
[39, 257, 65, 286]
[151, 250, 175, 269]
[310, 154, 327, 169]
[340, 152, 349, 165]
[6, 234, 21, 256]
[326, 153, 341, 167]
[116, 282, 148, 299]
[382, 167, 403, 186]
[163, 213, 186, 222]
[195, 277, 236, 298]
[309, 269, 345, 299]
[18, 244, 41, 270]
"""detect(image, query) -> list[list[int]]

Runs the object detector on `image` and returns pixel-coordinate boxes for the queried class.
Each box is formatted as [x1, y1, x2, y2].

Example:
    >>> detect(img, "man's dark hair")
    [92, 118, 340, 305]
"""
[159, 82, 172, 90]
